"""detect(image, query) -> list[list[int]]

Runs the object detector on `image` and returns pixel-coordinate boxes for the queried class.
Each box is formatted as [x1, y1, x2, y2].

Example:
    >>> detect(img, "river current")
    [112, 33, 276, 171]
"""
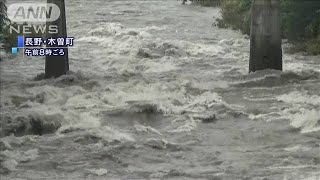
[1, 0, 320, 179]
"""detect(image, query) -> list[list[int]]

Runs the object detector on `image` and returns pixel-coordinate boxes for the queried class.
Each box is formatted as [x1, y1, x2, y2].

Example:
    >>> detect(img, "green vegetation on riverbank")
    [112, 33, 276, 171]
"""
[191, 0, 221, 7]
[0, 0, 8, 44]
[196, 0, 320, 55]
[0, 1, 43, 52]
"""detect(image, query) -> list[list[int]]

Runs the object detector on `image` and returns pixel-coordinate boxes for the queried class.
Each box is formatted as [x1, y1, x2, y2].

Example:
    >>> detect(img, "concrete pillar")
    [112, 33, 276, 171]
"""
[45, 0, 69, 78]
[249, 0, 282, 72]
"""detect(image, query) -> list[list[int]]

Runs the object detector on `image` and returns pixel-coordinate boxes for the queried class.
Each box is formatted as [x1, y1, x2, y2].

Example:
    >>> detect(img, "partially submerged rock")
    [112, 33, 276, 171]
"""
[29, 113, 63, 135]
[143, 138, 188, 151]
[200, 114, 217, 123]
[192, 113, 217, 123]
[1, 113, 63, 137]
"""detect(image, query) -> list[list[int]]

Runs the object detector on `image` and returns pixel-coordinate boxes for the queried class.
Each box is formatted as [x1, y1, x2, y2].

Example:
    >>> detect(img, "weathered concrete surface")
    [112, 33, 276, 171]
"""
[250, 0, 282, 72]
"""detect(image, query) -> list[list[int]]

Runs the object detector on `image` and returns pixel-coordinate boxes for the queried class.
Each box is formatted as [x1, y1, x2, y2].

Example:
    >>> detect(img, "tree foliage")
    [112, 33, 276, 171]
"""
[281, 0, 320, 41]
[0, 1, 43, 51]
[216, 0, 251, 35]
[213, 0, 320, 54]
[0, 0, 8, 35]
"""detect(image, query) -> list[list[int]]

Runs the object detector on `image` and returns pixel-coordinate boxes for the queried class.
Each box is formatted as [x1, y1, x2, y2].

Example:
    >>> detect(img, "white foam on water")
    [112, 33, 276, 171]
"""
[87, 23, 125, 37]
[101, 81, 227, 116]
[26, 85, 85, 105]
[8, 88, 102, 132]
[134, 124, 162, 135]
[101, 82, 189, 114]
[169, 118, 197, 133]
[283, 54, 320, 73]
[88, 168, 108, 176]
[289, 109, 320, 133]
[76, 22, 238, 77]
[277, 91, 320, 133]
[284, 144, 311, 152]
[183, 91, 225, 111]
[86, 126, 135, 143]
[183, 41, 226, 57]
[76, 22, 182, 75]
[1, 159, 18, 171]
[57, 112, 102, 132]
[66, 125, 135, 146]
[144, 59, 177, 73]
[277, 91, 320, 106]
[0, 81, 104, 133]
[1, 149, 39, 171]
[283, 172, 320, 180]
[142, 25, 168, 31]
[1, 149, 38, 162]
[110, 11, 125, 15]
[303, 174, 320, 180]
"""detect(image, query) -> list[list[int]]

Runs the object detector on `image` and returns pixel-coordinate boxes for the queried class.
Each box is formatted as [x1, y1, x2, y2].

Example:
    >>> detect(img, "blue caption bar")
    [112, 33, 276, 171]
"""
[18, 36, 24, 48]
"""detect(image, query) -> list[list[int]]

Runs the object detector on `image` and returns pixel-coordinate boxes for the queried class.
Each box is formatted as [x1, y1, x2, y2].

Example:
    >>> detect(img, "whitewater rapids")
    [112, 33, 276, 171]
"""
[1, 0, 319, 179]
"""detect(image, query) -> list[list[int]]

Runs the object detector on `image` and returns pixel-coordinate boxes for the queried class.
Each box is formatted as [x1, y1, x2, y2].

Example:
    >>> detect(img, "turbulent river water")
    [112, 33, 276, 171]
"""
[1, 0, 320, 179]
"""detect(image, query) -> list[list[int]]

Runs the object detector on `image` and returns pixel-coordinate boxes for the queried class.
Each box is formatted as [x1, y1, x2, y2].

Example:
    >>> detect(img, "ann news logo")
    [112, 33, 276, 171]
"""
[7, 3, 74, 56]
[7, 3, 60, 34]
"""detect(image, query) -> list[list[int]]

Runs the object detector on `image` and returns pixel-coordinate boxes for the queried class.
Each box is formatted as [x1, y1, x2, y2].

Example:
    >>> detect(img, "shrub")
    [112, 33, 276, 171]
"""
[192, 0, 221, 7]
[216, 0, 251, 35]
